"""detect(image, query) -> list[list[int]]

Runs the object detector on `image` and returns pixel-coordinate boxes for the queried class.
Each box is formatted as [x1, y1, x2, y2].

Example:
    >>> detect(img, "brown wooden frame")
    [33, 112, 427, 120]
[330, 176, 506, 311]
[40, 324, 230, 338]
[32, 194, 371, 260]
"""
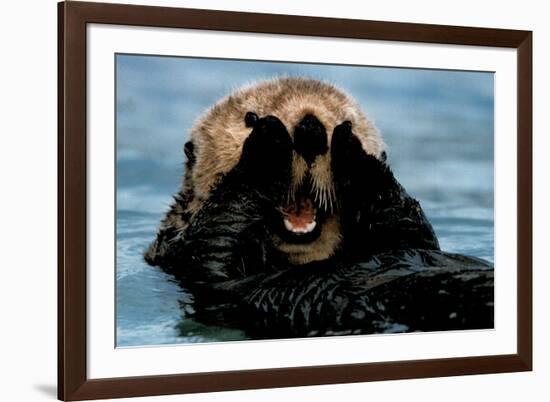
[58, 1, 532, 400]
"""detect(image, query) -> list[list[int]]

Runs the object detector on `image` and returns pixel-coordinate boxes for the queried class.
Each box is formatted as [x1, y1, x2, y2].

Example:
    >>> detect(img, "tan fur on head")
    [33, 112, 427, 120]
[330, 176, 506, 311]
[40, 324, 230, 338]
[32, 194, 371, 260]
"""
[191, 77, 384, 200]
[172, 77, 385, 265]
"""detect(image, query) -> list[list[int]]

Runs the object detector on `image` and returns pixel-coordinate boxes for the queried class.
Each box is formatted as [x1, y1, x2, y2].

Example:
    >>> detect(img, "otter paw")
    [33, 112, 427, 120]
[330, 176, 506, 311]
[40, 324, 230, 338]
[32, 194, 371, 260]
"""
[331, 121, 389, 190]
[238, 113, 293, 192]
[330, 121, 366, 189]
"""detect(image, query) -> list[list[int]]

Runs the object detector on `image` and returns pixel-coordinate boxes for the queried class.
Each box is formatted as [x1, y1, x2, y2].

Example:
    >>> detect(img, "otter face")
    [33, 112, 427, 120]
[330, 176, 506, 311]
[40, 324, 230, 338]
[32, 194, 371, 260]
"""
[182, 78, 385, 265]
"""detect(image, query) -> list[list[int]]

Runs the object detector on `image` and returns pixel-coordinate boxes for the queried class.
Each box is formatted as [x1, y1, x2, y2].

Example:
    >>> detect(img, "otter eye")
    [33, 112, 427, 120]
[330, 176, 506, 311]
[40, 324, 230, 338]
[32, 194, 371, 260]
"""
[244, 112, 259, 128]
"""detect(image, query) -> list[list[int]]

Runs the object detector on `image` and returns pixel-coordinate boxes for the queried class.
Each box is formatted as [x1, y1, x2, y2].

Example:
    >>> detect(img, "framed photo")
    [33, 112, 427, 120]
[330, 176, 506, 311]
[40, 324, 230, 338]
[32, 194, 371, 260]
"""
[58, 1, 532, 400]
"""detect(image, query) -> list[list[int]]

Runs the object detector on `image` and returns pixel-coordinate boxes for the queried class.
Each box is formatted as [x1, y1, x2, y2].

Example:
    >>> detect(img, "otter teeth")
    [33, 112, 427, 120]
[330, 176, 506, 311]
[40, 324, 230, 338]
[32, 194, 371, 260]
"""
[283, 218, 317, 234]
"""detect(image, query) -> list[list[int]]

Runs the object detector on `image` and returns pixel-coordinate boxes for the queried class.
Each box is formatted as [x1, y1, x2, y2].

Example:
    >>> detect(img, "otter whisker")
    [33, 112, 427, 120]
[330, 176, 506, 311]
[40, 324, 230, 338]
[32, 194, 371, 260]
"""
[314, 186, 322, 208]
[327, 185, 337, 214]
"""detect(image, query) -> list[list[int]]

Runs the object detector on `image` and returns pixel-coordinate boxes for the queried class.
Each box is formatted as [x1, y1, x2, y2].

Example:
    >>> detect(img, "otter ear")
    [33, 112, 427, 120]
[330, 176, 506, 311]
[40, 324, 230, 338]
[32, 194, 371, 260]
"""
[184, 141, 196, 165]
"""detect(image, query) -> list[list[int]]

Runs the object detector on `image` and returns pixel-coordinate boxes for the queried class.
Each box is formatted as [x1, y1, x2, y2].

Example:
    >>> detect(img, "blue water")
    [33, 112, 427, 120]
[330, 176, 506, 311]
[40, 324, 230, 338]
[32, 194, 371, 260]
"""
[115, 55, 494, 347]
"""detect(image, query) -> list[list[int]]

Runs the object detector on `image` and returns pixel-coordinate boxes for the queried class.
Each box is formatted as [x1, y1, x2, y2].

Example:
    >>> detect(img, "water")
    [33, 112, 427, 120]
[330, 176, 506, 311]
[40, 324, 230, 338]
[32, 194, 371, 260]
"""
[115, 55, 494, 347]
[116, 210, 249, 346]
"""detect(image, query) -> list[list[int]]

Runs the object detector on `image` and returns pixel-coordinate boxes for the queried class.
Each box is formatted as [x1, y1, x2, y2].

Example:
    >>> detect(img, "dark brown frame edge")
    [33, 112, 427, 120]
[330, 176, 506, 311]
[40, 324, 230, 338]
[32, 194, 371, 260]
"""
[58, 1, 532, 400]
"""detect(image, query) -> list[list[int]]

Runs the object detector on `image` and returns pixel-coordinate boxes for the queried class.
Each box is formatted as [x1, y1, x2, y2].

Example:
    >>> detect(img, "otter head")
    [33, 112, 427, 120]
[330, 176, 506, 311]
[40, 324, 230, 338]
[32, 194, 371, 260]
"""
[183, 77, 385, 265]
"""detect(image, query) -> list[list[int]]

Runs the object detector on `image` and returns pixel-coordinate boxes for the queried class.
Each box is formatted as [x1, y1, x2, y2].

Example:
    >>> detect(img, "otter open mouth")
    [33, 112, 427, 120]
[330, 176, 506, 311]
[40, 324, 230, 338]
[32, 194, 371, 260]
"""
[277, 179, 326, 244]
[283, 196, 317, 234]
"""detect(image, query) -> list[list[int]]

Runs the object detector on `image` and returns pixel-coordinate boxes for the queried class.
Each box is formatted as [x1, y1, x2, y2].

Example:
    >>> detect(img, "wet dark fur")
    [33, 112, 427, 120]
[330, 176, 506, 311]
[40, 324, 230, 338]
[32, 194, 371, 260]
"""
[146, 115, 493, 338]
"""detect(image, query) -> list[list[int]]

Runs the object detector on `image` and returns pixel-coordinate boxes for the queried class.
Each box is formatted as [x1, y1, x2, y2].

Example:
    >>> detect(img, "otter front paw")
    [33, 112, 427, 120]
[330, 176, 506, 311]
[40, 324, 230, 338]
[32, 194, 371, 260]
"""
[331, 121, 362, 191]
[331, 121, 439, 255]
[237, 113, 293, 197]
[330, 121, 394, 252]
[331, 121, 388, 196]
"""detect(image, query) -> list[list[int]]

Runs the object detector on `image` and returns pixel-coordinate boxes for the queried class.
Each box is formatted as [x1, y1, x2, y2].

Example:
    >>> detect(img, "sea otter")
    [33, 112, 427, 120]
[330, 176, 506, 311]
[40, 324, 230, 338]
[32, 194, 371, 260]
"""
[145, 77, 493, 338]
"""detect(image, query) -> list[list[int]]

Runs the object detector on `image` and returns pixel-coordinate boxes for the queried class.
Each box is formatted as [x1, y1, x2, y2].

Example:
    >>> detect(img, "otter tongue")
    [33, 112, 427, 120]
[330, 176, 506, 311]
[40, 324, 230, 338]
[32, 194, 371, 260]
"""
[283, 197, 315, 228]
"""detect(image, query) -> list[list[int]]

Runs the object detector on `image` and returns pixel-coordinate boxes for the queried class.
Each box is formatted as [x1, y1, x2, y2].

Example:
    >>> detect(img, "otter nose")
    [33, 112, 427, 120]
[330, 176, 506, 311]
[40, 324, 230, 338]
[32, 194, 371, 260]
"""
[293, 114, 328, 165]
